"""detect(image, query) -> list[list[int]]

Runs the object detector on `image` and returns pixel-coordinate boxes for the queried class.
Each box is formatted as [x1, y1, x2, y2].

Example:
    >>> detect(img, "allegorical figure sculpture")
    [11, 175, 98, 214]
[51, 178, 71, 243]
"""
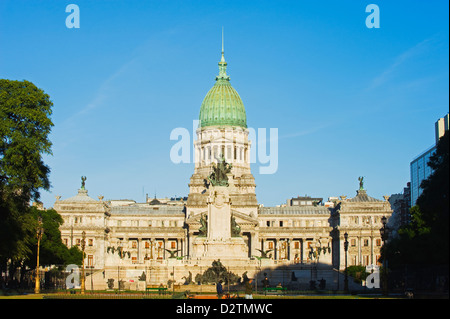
[199, 214, 208, 237]
[231, 216, 241, 237]
[164, 248, 181, 259]
[208, 155, 232, 187]
[255, 249, 273, 260]
[358, 176, 364, 190]
[81, 176, 87, 190]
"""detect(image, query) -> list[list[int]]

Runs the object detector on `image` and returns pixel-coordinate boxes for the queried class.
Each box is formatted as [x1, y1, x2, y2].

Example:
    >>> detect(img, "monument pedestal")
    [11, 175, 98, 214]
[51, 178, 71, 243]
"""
[191, 186, 249, 260]
[192, 237, 248, 260]
[259, 258, 273, 267]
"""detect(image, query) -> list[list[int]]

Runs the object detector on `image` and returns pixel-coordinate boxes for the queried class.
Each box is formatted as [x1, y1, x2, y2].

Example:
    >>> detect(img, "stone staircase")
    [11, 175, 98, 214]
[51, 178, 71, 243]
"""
[255, 267, 364, 291]
[147, 266, 169, 286]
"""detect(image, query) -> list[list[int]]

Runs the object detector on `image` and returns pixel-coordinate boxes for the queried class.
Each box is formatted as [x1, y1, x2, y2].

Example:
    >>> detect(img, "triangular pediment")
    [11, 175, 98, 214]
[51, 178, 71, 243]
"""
[186, 211, 207, 225]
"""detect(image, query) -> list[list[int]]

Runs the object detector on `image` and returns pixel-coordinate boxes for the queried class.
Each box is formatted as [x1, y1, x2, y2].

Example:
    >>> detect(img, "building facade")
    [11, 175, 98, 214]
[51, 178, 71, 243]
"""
[54, 46, 392, 290]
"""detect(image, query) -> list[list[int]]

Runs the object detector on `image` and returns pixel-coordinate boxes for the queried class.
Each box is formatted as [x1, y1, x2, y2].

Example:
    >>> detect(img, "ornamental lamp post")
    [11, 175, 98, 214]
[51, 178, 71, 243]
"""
[380, 216, 388, 295]
[380, 216, 387, 239]
[34, 216, 44, 294]
[81, 231, 86, 294]
[343, 232, 349, 293]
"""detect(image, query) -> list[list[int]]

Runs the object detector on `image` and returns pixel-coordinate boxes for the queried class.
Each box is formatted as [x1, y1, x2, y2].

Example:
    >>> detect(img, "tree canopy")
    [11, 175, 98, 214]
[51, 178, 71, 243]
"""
[1, 79, 80, 285]
[384, 130, 449, 267]
[0, 79, 53, 202]
[25, 207, 83, 269]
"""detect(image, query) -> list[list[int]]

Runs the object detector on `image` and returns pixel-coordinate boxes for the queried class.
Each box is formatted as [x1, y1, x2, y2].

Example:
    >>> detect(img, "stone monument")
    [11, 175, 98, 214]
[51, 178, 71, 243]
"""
[191, 158, 248, 260]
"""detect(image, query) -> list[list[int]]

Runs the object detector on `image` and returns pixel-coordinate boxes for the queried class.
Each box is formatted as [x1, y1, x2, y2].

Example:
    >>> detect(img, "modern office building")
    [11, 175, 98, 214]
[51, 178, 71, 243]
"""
[410, 113, 449, 206]
[410, 146, 436, 206]
[435, 113, 449, 144]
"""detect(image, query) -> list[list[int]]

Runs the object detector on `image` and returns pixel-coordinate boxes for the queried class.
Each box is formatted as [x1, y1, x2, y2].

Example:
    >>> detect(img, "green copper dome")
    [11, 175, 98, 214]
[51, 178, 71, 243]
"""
[198, 50, 247, 128]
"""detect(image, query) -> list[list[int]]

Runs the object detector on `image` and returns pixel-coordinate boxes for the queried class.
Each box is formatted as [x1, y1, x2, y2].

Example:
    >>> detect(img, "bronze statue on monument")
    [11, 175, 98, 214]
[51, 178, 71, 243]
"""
[198, 213, 208, 237]
[81, 176, 87, 190]
[358, 176, 364, 190]
[231, 216, 241, 237]
[208, 154, 232, 187]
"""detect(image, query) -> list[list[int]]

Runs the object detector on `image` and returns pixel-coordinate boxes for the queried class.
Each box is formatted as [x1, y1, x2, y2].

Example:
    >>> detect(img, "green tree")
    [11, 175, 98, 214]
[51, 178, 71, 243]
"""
[26, 207, 83, 268]
[384, 130, 449, 267]
[0, 79, 54, 281]
[415, 130, 449, 265]
[346, 265, 369, 284]
[0, 79, 53, 202]
[9, 207, 83, 284]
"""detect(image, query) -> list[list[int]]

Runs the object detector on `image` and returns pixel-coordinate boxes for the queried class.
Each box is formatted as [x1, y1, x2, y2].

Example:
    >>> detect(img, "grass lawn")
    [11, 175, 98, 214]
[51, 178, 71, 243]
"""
[0, 293, 44, 299]
[0, 292, 395, 299]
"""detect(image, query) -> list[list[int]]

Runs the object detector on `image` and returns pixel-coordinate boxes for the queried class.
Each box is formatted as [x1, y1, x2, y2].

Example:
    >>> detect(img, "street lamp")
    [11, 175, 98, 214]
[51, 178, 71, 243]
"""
[81, 231, 86, 294]
[380, 216, 388, 294]
[34, 216, 44, 294]
[380, 216, 387, 240]
[343, 232, 349, 293]
[90, 265, 94, 292]
[118, 240, 123, 293]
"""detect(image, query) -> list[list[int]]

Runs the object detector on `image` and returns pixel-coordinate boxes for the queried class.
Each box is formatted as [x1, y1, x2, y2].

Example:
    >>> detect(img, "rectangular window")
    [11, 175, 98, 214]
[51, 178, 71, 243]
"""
[351, 239, 356, 247]
[145, 241, 150, 249]
[376, 255, 381, 266]
[132, 241, 137, 249]
[132, 257, 138, 264]
[87, 255, 93, 267]
[279, 221, 283, 227]
[364, 239, 369, 246]
[88, 239, 93, 246]
[171, 241, 176, 249]
[363, 255, 369, 266]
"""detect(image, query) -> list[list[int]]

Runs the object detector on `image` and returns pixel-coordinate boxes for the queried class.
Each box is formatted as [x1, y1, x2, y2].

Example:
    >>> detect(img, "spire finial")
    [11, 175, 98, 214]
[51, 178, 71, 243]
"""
[217, 27, 229, 81]
[221, 27, 225, 63]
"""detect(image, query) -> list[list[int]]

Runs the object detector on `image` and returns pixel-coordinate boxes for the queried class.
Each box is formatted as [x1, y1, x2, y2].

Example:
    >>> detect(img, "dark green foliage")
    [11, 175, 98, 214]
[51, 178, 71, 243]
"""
[0, 79, 55, 270]
[345, 265, 369, 284]
[0, 79, 54, 202]
[25, 207, 83, 268]
[0, 79, 79, 282]
[383, 131, 449, 267]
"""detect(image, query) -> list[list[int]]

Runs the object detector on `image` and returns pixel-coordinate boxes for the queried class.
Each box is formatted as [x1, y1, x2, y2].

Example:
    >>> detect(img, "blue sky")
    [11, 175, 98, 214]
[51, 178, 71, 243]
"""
[1, 0, 448, 208]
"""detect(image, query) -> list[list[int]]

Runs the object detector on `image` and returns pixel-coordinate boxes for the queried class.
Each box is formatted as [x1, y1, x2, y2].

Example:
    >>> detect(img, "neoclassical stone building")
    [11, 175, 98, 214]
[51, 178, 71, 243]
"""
[54, 46, 392, 290]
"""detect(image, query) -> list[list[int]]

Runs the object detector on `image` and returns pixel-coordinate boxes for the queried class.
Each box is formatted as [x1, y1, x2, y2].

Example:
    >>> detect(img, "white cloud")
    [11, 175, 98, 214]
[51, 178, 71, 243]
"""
[367, 36, 435, 90]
